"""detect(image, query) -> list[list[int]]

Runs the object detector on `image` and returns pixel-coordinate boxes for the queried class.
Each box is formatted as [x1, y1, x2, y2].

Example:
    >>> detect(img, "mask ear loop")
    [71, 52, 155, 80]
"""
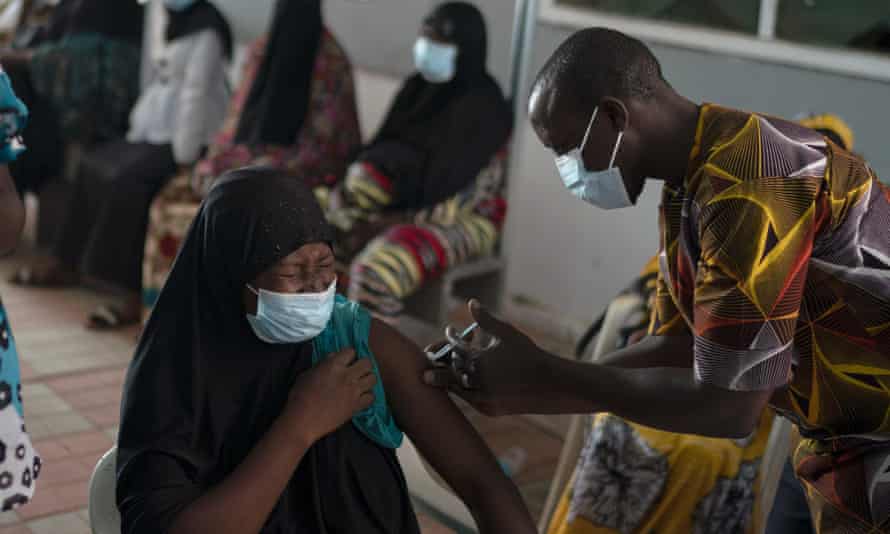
[578, 106, 598, 153]
[608, 130, 624, 169]
[246, 284, 259, 296]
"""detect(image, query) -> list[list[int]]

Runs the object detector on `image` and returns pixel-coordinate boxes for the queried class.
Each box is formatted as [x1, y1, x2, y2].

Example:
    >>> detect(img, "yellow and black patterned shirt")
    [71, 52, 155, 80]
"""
[651, 104, 890, 441]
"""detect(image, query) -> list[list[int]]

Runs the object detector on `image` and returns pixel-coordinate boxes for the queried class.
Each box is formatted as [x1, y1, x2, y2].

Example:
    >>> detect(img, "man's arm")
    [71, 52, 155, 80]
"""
[597, 333, 693, 368]
[425, 303, 772, 440]
[544, 350, 771, 438]
[370, 319, 537, 534]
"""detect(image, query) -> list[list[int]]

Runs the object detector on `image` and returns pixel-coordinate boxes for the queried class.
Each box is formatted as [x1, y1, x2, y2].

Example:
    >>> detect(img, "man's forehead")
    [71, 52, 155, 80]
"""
[528, 79, 560, 123]
[529, 82, 587, 150]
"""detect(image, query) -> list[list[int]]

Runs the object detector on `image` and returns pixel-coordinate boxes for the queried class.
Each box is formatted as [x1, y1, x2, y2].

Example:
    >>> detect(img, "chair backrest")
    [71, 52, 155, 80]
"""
[88, 447, 121, 534]
[756, 417, 794, 531]
[536, 293, 646, 533]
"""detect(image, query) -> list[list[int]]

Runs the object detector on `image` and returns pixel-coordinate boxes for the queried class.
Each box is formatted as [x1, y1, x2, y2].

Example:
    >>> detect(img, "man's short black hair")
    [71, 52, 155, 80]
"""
[534, 28, 665, 107]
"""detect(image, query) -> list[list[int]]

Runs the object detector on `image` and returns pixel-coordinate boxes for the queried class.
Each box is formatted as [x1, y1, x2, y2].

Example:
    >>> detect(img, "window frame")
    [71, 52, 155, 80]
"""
[539, 0, 890, 83]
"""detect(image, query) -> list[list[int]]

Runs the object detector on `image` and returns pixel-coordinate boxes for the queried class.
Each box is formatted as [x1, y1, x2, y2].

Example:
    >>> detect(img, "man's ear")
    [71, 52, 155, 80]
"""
[600, 97, 630, 133]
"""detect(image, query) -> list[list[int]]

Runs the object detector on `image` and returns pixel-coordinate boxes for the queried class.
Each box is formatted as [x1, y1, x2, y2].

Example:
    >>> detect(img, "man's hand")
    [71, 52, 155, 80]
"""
[423, 300, 562, 416]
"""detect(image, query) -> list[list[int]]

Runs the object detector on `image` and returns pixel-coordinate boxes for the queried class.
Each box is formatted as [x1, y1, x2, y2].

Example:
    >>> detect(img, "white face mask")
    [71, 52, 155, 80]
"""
[413, 36, 458, 83]
[554, 106, 632, 210]
[246, 280, 336, 344]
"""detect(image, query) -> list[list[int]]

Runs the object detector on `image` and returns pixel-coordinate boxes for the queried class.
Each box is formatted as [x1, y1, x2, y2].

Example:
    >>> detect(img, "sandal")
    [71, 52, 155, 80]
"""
[86, 304, 139, 331]
[9, 264, 78, 287]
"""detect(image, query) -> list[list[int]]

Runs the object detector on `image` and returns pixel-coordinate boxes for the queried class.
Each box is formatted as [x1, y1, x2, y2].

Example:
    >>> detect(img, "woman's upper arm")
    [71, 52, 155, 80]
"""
[368, 319, 506, 501]
[117, 452, 202, 534]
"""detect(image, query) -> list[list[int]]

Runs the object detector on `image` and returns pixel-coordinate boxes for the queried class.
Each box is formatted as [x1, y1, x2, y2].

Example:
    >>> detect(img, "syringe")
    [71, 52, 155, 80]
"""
[426, 322, 479, 362]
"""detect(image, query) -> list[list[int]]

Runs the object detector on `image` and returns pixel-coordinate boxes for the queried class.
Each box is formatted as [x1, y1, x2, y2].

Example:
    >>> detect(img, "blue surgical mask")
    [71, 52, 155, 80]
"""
[413, 36, 457, 83]
[246, 280, 336, 344]
[163, 0, 197, 12]
[554, 106, 632, 210]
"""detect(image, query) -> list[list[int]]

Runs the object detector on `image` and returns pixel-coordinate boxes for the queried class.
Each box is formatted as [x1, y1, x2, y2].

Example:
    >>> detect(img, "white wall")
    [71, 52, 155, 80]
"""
[214, 0, 275, 43]
[353, 69, 400, 140]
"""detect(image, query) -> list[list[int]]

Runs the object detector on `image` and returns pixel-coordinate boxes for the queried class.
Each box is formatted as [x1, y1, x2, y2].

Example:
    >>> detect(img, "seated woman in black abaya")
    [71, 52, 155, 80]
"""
[316, 2, 512, 319]
[115, 168, 537, 534]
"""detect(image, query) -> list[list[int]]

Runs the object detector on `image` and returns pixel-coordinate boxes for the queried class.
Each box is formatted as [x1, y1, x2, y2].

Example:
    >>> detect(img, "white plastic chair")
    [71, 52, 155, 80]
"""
[757, 417, 793, 528]
[88, 447, 121, 534]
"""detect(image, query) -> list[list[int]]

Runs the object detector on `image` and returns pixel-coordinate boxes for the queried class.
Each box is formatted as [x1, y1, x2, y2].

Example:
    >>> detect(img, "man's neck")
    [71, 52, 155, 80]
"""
[643, 88, 700, 188]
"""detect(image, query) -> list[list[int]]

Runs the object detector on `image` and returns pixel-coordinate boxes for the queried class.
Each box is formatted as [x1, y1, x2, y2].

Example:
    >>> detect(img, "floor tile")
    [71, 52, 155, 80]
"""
[0, 525, 31, 534]
[102, 427, 118, 441]
[61, 386, 121, 410]
[27, 413, 93, 441]
[81, 405, 119, 429]
[23, 394, 71, 419]
[58, 432, 113, 457]
[34, 456, 92, 487]
[26, 511, 90, 534]
[17, 482, 88, 522]
[30, 440, 68, 462]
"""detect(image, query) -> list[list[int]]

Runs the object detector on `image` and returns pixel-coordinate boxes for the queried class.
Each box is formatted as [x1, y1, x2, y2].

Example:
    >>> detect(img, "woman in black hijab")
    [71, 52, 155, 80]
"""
[338, 1, 512, 214]
[116, 168, 536, 534]
[318, 2, 512, 317]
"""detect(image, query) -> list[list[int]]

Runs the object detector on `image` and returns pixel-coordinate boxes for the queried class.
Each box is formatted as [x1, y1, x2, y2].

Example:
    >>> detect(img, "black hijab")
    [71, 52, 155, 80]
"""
[234, 0, 323, 146]
[46, 0, 144, 44]
[362, 2, 512, 210]
[166, 1, 234, 59]
[116, 168, 420, 534]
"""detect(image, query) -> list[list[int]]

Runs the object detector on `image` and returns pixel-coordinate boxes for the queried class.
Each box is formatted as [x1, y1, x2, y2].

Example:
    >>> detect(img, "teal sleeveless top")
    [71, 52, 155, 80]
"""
[311, 295, 403, 449]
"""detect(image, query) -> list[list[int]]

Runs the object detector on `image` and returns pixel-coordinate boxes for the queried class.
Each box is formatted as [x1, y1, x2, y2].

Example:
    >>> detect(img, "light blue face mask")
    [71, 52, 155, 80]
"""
[554, 106, 632, 210]
[413, 36, 458, 83]
[163, 0, 198, 12]
[246, 280, 336, 344]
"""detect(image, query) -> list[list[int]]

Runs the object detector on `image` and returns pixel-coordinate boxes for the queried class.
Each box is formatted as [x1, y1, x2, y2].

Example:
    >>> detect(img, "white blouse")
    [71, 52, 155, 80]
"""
[127, 29, 229, 165]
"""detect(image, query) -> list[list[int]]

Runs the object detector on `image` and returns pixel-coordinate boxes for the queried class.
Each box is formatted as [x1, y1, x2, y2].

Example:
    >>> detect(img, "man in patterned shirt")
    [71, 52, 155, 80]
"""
[426, 28, 890, 533]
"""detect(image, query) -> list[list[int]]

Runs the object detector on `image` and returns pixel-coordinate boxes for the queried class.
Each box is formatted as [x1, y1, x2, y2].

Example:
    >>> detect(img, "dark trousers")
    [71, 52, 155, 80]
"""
[53, 140, 177, 293]
[766, 459, 815, 534]
[4, 57, 63, 194]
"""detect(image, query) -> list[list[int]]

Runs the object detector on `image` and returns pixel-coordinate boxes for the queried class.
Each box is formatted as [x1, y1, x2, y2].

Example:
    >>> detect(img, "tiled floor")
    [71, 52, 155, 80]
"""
[0, 251, 565, 533]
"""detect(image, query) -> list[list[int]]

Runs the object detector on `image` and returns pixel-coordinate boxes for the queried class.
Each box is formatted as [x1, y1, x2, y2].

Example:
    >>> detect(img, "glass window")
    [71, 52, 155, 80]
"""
[775, 0, 890, 55]
[553, 0, 761, 35]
